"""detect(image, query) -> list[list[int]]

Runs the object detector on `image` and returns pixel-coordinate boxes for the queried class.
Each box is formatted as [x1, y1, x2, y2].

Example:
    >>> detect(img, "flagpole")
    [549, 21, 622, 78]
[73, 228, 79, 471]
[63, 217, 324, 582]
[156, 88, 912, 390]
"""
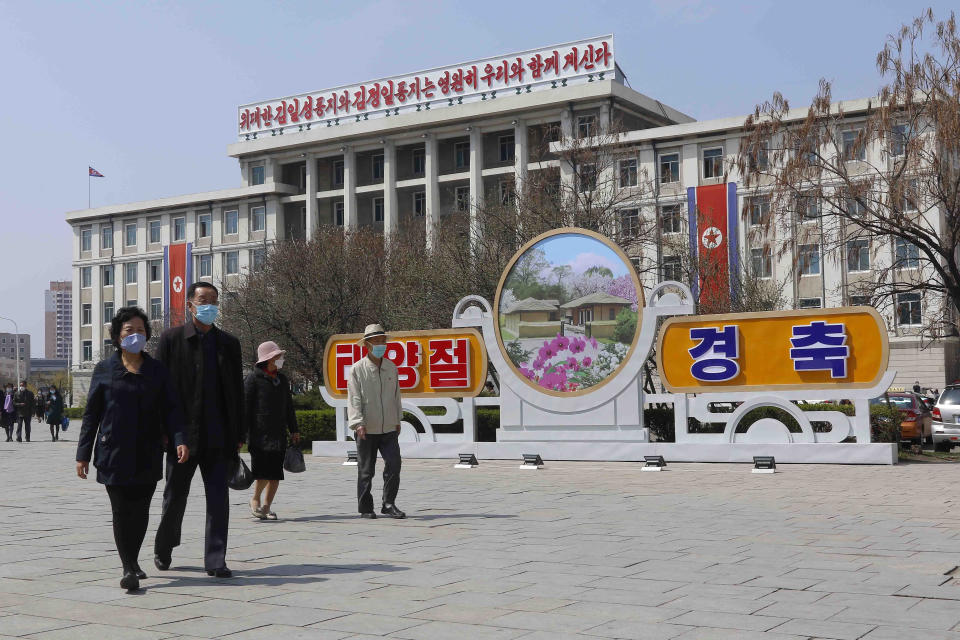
[88, 171, 91, 209]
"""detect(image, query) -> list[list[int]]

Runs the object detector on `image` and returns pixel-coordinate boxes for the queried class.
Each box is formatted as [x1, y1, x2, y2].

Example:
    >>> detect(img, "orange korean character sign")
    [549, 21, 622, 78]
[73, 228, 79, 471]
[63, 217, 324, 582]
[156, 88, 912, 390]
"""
[656, 307, 889, 393]
[323, 328, 487, 399]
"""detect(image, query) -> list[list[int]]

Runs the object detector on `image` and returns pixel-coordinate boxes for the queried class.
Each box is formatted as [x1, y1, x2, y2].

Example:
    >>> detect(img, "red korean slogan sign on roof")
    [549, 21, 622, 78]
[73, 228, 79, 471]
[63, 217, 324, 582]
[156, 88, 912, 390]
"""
[238, 36, 614, 139]
[323, 329, 488, 399]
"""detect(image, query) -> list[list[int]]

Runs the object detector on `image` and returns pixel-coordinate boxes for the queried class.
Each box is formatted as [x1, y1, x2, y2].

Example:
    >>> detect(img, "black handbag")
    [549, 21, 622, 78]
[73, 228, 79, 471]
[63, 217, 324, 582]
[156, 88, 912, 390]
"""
[227, 454, 254, 490]
[283, 446, 306, 473]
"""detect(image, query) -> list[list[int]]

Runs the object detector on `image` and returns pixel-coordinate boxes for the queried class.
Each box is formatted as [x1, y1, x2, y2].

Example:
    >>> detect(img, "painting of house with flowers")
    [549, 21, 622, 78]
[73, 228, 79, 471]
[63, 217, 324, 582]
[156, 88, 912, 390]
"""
[498, 232, 641, 393]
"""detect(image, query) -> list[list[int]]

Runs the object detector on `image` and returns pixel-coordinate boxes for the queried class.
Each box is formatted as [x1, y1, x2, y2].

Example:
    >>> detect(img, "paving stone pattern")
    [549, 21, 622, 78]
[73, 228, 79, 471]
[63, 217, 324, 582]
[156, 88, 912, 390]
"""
[1, 439, 960, 638]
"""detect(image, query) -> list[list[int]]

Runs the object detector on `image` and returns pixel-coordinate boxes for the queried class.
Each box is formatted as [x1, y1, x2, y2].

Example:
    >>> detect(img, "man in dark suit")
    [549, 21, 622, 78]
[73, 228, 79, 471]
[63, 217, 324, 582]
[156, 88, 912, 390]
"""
[13, 381, 35, 443]
[153, 282, 244, 578]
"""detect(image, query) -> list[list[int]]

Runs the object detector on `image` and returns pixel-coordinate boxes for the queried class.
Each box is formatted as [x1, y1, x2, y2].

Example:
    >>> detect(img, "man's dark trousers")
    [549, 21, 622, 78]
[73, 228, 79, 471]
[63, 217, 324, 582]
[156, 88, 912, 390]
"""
[154, 449, 229, 571]
[356, 430, 401, 514]
[15, 415, 30, 441]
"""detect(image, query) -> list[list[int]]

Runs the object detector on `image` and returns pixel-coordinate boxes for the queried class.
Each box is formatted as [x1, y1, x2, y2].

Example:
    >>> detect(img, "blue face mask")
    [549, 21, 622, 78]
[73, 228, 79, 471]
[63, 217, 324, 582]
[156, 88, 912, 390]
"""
[194, 304, 219, 325]
[370, 344, 387, 358]
[120, 333, 147, 354]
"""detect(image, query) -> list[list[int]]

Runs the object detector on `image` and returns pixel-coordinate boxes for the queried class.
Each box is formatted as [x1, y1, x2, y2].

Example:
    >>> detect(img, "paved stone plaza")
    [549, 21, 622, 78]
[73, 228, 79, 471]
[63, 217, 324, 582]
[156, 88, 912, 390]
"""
[2, 439, 960, 639]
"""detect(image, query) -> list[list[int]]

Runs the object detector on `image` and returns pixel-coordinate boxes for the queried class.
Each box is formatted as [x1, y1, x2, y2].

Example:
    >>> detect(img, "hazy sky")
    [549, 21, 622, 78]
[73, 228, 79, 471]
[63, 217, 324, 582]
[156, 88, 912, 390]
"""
[0, 0, 949, 355]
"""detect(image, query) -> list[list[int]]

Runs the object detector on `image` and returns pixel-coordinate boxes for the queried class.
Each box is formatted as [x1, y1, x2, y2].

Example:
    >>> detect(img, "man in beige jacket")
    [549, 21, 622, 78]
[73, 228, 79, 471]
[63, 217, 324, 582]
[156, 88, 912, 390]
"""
[347, 324, 405, 519]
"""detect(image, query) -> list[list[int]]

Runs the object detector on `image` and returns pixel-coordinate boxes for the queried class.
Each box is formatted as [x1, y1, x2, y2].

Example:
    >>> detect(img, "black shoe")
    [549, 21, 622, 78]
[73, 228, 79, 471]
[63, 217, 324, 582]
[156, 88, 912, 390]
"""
[15, 438, 20, 442]
[132, 565, 147, 580]
[206, 566, 232, 578]
[120, 572, 140, 591]
[380, 504, 406, 519]
[154, 554, 170, 571]
[359, 512, 377, 519]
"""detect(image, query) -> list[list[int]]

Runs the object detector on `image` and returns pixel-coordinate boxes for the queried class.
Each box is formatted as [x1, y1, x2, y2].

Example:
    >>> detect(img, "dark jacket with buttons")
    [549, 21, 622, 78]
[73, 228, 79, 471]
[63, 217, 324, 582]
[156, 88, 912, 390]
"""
[155, 322, 244, 456]
[243, 368, 298, 452]
[76, 352, 186, 485]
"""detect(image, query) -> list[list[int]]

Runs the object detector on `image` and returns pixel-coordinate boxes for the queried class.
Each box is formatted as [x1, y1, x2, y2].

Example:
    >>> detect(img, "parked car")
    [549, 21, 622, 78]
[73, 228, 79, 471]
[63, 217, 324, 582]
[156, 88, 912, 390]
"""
[932, 385, 960, 452]
[884, 392, 933, 445]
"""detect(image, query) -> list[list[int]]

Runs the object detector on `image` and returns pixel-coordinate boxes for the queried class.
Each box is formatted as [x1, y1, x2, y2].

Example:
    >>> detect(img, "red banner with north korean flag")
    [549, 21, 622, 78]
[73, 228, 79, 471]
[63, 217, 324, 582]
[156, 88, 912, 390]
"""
[163, 243, 192, 326]
[687, 183, 738, 312]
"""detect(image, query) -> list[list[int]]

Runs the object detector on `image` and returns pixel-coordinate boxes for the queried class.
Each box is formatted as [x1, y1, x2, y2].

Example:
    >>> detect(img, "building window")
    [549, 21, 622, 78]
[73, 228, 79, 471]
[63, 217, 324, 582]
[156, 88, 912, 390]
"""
[250, 164, 265, 185]
[577, 163, 597, 192]
[619, 158, 638, 188]
[101, 225, 113, 250]
[251, 249, 266, 271]
[124, 223, 137, 247]
[454, 142, 470, 169]
[799, 194, 819, 222]
[455, 186, 470, 212]
[149, 259, 162, 283]
[335, 202, 344, 226]
[798, 297, 822, 309]
[849, 295, 871, 306]
[798, 244, 821, 275]
[126, 299, 137, 308]
[199, 254, 212, 278]
[620, 209, 639, 238]
[846, 190, 868, 217]
[748, 197, 768, 226]
[372, 154, 384, 180]
[412, 148, 425, 175]
[102, 265, 114, 287]
[749, 141, 769, 172]
[889, 123, 911, 157]
[841, 129, 865, 162]
[198, 213, 212, 238]
[894, 238, 920, 269]
[225, 251, 239, 275]
[413, 191, 426, 217]
[148, 219, 161, 244]
[577, 115, 596, 138]
[81, 304, 91, 326]
[373, 197, 384, 222]
[81, 227, 92, 252]
[660, 204, 683, 234]
[82, 340, 92, 362]
[662, 256, 683, 282]
[333, 160, 344, 186]
[659, 152, 680, 184]
[702, 147, 723, 179]
[299, 164, 306, 191]
[846, 239, 870, 272]
[103, 301, 114, 322]
[900, 178, 919, 212]
[150, 297, 162, 321]
[251, 206, 266, 232]
[897, 292, 922, 326]
[751, 247, 772, 278]
[80, 267, 92, 288]
[498, 180, 514, 206]
[125, 262, 137, 284]
[224, 209, 239, 235]
[173, 217, 185, 241]
[498, 135, 515, 162]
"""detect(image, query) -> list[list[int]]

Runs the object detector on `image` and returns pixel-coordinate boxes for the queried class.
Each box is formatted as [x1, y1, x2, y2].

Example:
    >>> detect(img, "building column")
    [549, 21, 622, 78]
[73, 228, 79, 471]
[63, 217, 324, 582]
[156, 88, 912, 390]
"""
[305, 155, 317, 240]
[91, 265, 103, 360]
[343, 148, 357, 229]
[559, 108, 575, 196]
[513, 120, 528, 198]
[599, 101, 612, 135]
[468, 128, 484, 251]
[424, 135, 440, 250]
[383, 141, 398, 237]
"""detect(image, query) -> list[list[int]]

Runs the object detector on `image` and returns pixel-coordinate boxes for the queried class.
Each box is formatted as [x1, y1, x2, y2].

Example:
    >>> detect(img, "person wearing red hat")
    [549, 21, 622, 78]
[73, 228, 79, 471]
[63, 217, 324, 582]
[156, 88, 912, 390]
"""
[243, 341, 300, 520]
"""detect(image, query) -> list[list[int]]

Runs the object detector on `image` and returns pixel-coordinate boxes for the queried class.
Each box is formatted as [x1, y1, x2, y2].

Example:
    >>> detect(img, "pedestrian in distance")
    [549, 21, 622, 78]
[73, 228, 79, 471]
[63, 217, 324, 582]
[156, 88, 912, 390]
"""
[46, 386, 64, 441]
[2, 384, 14, 441]
[347, 324, 406, 520]
[75, 307, 189, 592]
[13, 381, 34, 443]
[244, 341, 300, 521]
[34, 387, 46, 424]
[153, 282, 244, 578]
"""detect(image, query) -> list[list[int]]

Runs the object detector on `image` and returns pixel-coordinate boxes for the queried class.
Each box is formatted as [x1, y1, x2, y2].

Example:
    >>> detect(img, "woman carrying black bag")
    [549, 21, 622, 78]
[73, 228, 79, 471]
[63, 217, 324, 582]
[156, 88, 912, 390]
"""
[244, 341, 299, 521]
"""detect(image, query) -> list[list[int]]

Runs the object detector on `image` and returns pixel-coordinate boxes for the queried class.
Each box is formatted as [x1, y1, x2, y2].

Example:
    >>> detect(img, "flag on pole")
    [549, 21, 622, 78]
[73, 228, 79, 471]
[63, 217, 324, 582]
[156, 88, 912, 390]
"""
[88, 166, 104, 177]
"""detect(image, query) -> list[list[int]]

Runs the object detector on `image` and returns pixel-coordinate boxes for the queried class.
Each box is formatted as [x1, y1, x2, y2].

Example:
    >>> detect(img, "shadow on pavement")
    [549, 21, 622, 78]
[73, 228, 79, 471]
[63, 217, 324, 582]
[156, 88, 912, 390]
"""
[152, 562, 407, 588]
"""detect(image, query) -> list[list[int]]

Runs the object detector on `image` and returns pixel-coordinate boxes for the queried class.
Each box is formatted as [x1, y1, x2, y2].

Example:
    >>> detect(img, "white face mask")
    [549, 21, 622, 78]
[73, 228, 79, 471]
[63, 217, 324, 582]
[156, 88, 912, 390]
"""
[275, 357, 284, 370]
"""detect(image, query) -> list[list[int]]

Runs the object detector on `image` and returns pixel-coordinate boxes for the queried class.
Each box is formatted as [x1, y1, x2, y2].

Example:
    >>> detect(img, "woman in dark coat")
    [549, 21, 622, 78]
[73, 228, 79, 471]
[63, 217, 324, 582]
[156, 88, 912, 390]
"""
[76, 307, 189, 591]
[244, 341, 299, 521]
[45, 386, 64, 441]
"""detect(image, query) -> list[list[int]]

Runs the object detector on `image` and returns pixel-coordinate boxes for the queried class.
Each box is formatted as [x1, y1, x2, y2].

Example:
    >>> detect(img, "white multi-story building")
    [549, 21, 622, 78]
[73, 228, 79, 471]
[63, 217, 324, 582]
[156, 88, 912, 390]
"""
[65, 35, 957, 394]
[44, 280, 72, 360]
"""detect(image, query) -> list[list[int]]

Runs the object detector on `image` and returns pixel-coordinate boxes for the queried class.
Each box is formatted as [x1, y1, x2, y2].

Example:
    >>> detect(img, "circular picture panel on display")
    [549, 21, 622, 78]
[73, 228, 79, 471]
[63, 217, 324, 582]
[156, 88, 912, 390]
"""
[494, 228, 645, 397]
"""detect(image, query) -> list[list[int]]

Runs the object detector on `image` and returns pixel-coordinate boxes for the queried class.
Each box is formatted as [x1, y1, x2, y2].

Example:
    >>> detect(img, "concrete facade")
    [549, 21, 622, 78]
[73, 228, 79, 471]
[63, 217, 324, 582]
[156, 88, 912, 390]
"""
[44, 280, 71, 359]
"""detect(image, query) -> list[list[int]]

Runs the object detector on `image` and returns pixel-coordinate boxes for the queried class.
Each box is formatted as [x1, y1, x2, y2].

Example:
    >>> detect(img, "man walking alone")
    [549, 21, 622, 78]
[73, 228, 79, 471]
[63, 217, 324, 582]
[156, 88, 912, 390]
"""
[347, 324, 406, 519]
[153, 282, 244, 577]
